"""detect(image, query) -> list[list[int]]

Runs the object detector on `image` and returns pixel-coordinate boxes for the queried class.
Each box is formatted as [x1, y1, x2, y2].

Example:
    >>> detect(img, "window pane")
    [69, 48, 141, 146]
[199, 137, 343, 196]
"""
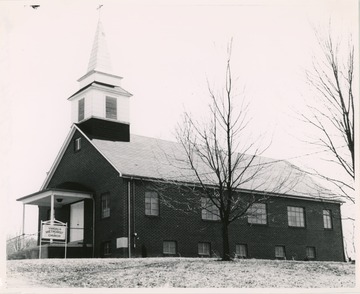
[275, 246, 285, 258]
[198, 242, 210, 255]
[101, 193, 110, 218]
[287, 206, 305, 227]
[145, 192, 159, 216]
[247, 203, 267, 224]
[201, 197, 220, 221]
[323, 210, 332, 229]
[163, 241, 176, 254]
[78, 98, 85, 121]
[236, 244, 247, 258]
[306, 247, 316, 259]
[106, 97, 117, 119]
[74, 138, 81, 152]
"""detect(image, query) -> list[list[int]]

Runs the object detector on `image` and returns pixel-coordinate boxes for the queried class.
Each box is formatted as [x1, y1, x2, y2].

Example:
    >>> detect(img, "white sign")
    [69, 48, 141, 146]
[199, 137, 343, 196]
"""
[42, 225, 66, 240]
[116, 237, 128, 248]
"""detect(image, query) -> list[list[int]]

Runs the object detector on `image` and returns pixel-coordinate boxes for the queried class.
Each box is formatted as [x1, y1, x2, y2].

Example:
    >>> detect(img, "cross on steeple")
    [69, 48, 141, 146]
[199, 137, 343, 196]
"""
[97, 4, 103, 17]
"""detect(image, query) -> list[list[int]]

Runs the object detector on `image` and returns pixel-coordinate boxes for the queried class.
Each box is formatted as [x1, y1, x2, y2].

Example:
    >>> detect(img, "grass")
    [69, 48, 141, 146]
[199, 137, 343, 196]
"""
[6, 257, 355, 288]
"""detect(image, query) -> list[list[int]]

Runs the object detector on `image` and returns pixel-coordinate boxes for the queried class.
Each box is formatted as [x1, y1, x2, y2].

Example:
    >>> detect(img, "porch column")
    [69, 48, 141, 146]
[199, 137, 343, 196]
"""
[50, 193, 55, 224]
[50, 193, 55, 244]
[22, 204, 26, 235]
[22, 204, 26, 249]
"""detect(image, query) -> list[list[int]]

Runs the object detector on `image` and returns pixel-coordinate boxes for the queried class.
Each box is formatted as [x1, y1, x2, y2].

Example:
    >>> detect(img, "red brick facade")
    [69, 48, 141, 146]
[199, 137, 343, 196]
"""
[39, 130, 345, 261]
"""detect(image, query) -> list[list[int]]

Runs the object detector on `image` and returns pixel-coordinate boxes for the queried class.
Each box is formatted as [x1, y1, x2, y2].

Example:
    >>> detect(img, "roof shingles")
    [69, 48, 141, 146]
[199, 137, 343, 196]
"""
[90, 134, 341, 202]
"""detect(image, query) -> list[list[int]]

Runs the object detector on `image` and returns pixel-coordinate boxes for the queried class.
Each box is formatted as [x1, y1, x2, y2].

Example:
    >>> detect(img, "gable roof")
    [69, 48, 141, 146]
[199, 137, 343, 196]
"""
[90, 134, 342, 203]
[40, 125, 342, 203]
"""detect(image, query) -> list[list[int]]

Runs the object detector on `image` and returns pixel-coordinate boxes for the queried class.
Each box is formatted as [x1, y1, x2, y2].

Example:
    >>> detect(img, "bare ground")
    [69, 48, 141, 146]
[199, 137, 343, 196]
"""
[6, 257, 355, 288]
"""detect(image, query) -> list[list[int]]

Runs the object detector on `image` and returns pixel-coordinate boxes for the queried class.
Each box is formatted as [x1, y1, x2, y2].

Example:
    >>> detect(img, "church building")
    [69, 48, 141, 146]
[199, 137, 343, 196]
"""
[17, 19, 345, 261]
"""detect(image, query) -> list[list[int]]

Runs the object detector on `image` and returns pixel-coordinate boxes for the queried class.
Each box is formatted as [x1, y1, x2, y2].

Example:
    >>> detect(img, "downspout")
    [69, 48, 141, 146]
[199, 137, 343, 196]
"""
[132, 181, 136, 254]
[92, 197, 96, 258]
[128, 180, 131, 258]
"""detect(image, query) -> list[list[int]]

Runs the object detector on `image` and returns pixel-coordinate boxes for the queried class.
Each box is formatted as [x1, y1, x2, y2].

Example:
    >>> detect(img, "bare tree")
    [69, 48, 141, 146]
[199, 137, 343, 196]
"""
[6, 232, 37, 259]
[153, 42, 299, 261]
[301, 29, 355, 203]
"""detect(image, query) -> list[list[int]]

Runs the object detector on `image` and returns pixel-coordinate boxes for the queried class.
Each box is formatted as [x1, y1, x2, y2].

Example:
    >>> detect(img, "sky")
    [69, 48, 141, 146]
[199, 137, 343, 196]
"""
[0, 0, 358, 259]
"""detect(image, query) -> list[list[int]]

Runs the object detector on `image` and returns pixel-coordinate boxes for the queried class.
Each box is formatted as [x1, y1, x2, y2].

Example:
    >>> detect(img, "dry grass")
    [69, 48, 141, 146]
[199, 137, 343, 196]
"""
[6, 257, 355, 288]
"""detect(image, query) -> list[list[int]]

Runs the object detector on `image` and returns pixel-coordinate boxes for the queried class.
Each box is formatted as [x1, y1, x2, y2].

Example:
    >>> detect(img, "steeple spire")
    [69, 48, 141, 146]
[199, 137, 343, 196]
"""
[87, 19, 113, 73]
[68, 8, 132, 142]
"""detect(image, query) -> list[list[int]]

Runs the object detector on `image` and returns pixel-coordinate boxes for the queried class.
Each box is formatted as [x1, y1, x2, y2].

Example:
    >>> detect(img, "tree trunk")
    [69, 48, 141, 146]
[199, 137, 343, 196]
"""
[222, 221, 231, 261]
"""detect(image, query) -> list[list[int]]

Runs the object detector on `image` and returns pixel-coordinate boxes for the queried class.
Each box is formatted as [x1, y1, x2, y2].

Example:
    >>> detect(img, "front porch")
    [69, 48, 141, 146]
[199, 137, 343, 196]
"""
[17, 189, 94, 258]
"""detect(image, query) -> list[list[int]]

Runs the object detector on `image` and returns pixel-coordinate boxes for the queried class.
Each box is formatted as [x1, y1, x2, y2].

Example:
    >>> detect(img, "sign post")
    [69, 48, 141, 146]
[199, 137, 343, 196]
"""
[39, 219, 67, 259]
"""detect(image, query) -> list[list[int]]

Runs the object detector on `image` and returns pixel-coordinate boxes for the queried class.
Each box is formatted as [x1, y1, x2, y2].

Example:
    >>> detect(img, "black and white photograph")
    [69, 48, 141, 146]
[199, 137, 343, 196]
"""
[1, 0, 358, 291]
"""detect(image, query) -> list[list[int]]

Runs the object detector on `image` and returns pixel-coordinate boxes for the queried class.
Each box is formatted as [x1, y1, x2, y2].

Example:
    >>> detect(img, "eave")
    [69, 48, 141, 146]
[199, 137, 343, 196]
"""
[17, 188, 93, 207]
[120, 174, 344, 204]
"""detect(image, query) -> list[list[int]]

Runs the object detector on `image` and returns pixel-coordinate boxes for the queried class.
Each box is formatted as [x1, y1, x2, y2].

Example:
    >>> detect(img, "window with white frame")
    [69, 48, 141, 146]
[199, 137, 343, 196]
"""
[198, 242, 210, 256]
[275, 246, 285, 258]
[287, 206, 305, 227]
[323, 209, 332, 229]
[101, 193, 110, 218]
[145, 192, 159, 216]
[201, 197, 220, 221]
[78, 98, 85, 121]
[247, 203, 267, 225]
[163, 241, 176, 255]
[74, 137, 81, 152]
[106, 96, 117, 120]
[236, 244, 248, 258]
[306, 246, 316, 259]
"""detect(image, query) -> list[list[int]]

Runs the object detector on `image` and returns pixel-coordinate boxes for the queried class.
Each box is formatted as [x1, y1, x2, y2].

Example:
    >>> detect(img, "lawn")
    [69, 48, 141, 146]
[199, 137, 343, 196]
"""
[6, 257, 355, 288]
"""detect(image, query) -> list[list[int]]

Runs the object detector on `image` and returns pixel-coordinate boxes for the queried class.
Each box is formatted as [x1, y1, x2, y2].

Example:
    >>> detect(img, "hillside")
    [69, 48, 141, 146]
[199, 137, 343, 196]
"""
[6, 258, 355, 288]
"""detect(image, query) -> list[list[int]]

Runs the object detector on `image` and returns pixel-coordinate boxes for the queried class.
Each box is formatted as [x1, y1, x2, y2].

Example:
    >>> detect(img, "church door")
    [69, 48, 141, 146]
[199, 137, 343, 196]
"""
[70, 201, 84, 242]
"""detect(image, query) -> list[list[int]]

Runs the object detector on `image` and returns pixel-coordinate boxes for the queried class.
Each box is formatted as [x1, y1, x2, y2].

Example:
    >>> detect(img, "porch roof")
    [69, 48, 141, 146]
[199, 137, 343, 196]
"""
[17, 189, 93, 207]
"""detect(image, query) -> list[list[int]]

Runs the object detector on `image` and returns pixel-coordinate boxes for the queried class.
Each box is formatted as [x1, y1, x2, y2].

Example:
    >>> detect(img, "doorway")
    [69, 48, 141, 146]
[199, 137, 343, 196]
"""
[70, 201, 84, 242]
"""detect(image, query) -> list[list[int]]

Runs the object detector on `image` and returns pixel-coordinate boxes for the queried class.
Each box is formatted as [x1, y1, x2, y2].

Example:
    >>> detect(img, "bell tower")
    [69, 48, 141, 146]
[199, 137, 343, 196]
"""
[68, 18, 132, 141]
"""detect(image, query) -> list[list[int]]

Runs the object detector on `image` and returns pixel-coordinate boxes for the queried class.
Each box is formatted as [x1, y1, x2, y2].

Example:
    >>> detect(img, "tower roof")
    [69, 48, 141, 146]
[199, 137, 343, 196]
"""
[86, 19, 113, 74]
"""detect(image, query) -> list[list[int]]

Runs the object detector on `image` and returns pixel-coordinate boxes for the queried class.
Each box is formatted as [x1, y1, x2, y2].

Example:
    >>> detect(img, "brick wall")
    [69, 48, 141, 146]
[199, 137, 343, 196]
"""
[131, 180, 345, 261]
[44, 130, 128, 257]
[39, 129, 345, 261]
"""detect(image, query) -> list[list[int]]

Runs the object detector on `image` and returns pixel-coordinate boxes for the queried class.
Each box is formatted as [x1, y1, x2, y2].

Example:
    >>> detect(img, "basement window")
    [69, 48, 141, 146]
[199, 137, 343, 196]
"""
[163, 241, 177, 255]
[198, 242, 210, 256]
[102, 241, 111, 257]
[306, 247, 316, 260]
[236, 244, 248, 258]
[275, 245, 286, 259]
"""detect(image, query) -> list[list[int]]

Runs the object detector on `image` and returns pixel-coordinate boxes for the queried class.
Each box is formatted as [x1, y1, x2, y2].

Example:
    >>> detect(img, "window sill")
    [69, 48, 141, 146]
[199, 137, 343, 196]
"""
[198, 254, 210, 258]
[201, 219, 221, 222]
[287, 226, 306, 229]
[145, 215, 160, 218]
[247, 222, 268, 227]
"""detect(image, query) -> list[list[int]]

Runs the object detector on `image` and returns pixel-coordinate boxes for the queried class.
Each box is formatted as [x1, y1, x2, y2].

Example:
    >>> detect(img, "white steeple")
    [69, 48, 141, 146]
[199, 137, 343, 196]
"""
[87, 19, 113, 74]
[68, 15, 132, 132]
